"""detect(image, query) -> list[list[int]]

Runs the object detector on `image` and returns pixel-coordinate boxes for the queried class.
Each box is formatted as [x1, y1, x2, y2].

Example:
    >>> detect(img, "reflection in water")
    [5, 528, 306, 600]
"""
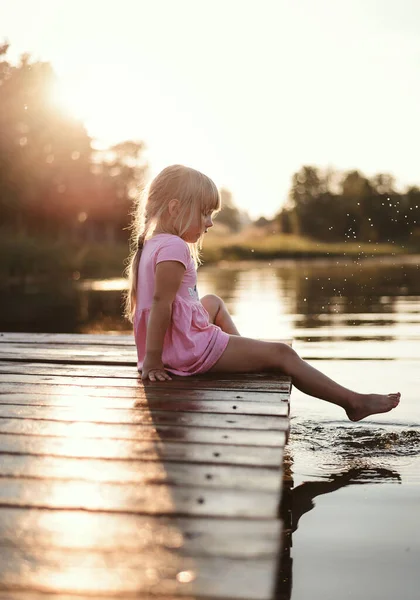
[276, 458, 402, 600]
[198, 266, 242, 304]
[274, 416, 420, 599]
[0, 280, 128, 333]
[289, 465, 401, 534]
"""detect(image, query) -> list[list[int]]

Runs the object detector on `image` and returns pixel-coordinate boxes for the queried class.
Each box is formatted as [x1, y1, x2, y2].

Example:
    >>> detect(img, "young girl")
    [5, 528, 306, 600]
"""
[124, 164, 400, 422]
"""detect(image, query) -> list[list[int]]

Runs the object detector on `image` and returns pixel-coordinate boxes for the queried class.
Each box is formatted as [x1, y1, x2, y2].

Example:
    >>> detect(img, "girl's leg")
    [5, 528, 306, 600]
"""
[207, 336, 400, 422]
[200, 294, 240, 335]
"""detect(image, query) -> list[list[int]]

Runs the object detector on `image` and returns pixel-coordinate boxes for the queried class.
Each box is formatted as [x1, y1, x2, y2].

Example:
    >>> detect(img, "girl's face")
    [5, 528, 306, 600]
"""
[181, 205, 214, 243]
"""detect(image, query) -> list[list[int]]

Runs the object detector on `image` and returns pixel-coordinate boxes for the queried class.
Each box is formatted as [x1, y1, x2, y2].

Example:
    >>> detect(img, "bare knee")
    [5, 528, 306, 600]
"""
[201, 293, 222, 308]
[273, 342, 299, 374]
[200, 294, 223, 321]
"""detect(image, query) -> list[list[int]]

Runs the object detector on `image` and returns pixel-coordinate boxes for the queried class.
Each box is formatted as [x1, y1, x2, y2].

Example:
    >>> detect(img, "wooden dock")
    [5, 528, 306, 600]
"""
[0, 332, 291, 600]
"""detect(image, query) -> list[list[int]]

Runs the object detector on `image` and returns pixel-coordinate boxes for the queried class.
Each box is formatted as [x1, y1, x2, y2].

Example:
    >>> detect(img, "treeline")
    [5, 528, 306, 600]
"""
[276, 166, 419, 245]
[0, 43, 147, 243]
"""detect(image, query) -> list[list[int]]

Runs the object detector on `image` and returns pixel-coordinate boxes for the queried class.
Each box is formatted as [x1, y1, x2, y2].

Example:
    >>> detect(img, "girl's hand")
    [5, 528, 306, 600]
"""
[141, 358, 172, 382]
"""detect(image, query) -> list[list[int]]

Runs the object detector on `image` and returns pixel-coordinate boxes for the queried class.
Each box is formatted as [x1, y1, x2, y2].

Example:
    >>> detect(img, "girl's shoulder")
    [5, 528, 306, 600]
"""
[147, 233, 189, 251]
[147, 234, 192, 268]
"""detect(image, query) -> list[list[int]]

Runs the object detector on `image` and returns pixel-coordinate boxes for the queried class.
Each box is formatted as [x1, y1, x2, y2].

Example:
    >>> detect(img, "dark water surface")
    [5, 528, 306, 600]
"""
[2, 256, 420, 599]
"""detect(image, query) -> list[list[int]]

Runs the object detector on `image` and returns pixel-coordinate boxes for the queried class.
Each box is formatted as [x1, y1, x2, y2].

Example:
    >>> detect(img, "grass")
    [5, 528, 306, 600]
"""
[200, 227, 407, 263]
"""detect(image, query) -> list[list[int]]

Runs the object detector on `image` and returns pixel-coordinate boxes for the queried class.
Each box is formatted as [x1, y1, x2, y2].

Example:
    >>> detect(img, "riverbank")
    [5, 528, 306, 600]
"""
[0, 231, 411, 282]
[201, 228, 407, 262]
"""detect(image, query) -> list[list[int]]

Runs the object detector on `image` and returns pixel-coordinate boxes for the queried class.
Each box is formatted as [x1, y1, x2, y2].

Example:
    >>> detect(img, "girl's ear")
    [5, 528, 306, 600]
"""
[168, 198, 180, 217]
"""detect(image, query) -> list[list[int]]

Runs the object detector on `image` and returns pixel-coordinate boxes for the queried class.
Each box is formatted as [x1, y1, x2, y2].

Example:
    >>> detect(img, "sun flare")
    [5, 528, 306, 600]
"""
[50, 75, 141, 147]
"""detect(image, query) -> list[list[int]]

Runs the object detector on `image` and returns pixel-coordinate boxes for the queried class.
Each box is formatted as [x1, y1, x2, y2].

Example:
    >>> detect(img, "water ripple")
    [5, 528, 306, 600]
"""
[290, 420, 420, 459]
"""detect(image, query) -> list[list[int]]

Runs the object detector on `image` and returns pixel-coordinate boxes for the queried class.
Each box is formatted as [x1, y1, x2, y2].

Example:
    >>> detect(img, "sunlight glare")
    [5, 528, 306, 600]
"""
[50, 78, 92, 122]
[49, 75, 142, 147]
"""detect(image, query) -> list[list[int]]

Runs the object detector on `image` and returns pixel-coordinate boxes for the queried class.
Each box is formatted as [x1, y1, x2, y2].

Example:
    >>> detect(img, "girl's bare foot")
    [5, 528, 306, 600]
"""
[346, 392, 401, 422]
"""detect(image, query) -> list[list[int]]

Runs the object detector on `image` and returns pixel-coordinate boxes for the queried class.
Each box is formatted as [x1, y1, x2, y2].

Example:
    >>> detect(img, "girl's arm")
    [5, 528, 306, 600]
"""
[142, 260, 185, 381]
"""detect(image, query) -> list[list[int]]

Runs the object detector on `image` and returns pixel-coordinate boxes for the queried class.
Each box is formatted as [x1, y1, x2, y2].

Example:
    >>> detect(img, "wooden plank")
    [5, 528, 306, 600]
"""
[0, 454, 283, 491]
[0, 360, 290, 380]
[1, 376, 290, 395]
[0, 382, 291, 398]
[0, 371, 292, 389]
[0, 476, 282, 518]
[0, 434, 285, 465]
[0, 406, 288, 428]
[0, 363, 292, 395]
[0, 393, 290, 415]
[0, 418, 287, 446]
[0, 361, 138, 377]
[0, 507, 282, 556]
[0, 547, 279, 599]
[0, 508, 283, 600]
[0, 361, 292, 386]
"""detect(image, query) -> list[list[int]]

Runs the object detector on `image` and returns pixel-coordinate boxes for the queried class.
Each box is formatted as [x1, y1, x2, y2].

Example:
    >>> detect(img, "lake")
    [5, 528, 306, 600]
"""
[2, 255, 419, 600]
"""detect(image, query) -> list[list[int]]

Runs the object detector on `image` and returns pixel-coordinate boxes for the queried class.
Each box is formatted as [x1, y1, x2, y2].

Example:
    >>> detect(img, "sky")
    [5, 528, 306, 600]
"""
[1, 0, 420, 218]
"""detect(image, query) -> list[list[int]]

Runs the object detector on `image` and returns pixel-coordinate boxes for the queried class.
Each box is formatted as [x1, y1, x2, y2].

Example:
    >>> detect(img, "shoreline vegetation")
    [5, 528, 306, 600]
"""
[1, 227, 411, 284]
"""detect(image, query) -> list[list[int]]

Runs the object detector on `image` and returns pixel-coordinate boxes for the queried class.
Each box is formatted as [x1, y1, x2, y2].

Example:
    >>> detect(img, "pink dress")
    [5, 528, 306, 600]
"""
[134, 234, 230, 376]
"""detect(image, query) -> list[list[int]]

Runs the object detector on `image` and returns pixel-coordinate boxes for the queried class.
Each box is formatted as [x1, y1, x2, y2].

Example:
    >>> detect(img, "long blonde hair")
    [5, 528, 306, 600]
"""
[124, 164, 220, 322]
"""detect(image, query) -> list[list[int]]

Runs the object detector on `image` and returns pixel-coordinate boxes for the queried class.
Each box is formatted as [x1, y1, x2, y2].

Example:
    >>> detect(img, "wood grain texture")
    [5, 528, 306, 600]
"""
[0, 548, 279, 599]
[0, 392, 290, 414]
[0, 454, 284, 490]
[0, 434, 285, 466]
[0, 360, 291, 382]
[0, 507, 282, 556]
[0, 381, 291, 397]
[0, 420, 287, 448]
[0, 406, 288, 427]
[0, 371, 291, 388]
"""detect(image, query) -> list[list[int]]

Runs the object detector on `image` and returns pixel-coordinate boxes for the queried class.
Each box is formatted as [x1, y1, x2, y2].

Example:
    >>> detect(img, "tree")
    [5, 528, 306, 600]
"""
[89, 141, 148, 242]
[216, 187, 242, 232]
[286, 165, 340, 240]
[0, 45, 92, 236]
[339, 170, 374, 242]
[0, 44, 148, 243]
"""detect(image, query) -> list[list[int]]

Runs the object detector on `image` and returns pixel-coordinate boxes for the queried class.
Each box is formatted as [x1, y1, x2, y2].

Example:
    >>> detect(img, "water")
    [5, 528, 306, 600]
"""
[2, 256, 420, 599]
[198, 259, 420, 599]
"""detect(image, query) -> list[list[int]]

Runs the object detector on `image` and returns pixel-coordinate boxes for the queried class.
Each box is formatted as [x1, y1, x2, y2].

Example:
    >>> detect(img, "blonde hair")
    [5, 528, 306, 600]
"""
[124, 164, 220, 322]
